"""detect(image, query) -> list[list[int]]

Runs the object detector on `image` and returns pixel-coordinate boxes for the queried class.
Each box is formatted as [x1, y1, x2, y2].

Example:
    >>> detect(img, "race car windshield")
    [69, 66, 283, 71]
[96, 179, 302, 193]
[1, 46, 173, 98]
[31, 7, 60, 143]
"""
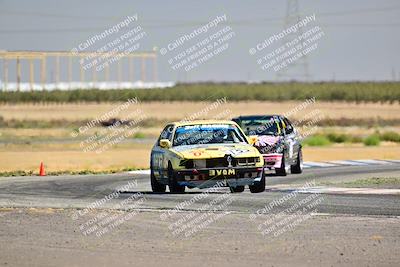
[239, 118, 281, 136]
[173, 124, 246, 146]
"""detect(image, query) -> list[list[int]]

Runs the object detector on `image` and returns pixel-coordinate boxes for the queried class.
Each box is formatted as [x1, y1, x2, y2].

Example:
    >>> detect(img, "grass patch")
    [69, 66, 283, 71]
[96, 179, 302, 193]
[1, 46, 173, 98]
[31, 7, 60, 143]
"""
[132, 132, 147, 139]
[326, 133, 352, 143]
[349, 135, 363, 143]
[303, 135, 331, 146]
[304, 133, 388, 146]
[380, 131, 400, 142]
[0, 116, 167, 129]
[1, 117, 398, 130]
[0, 82, 399, 103]
[0, 167, 140, 177]
[306, 131, 400, 146]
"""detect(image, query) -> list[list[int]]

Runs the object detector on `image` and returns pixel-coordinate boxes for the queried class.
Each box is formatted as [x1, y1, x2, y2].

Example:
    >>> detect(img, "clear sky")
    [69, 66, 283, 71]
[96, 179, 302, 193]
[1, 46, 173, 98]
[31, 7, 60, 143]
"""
[0, 0, 399, 82]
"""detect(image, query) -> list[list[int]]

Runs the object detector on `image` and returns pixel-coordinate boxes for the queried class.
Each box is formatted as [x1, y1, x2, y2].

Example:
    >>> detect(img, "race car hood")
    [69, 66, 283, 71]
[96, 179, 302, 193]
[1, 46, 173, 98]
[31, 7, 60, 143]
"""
[254, 135, 283, 147]
[170, 143, 260, 159]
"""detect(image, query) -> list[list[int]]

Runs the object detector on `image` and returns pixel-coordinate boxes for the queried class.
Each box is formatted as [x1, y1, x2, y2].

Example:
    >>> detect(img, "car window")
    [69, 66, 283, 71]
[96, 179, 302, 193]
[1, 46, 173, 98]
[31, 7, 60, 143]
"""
[283, 117, 294, 134]
[158, 124, 174, 142]
[173, 124, 246, 146]
[239, 117, 283, 136]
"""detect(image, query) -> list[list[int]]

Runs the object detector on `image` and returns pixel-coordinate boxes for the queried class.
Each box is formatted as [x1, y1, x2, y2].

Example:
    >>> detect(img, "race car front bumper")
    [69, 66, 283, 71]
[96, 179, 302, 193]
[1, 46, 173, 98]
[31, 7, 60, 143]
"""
[175, 167, 264, 189]
[263, 153, 282, 169]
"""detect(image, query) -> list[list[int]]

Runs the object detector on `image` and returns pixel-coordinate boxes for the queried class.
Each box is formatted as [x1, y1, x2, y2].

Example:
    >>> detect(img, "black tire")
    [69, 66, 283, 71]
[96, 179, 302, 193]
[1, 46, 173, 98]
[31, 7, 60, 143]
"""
[150, 167, 166, 193]
[168, 163, 185, 193]
[229, 186, 245, 193]
[249, 171, 265, 193]
[275, 152, 287, 176]
[290, 148, 303, 174]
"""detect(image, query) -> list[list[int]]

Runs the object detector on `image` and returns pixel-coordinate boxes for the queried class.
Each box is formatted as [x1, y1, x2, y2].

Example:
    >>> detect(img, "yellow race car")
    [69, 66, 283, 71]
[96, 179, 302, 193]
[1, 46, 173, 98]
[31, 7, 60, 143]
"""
[150, 120, 265, 193]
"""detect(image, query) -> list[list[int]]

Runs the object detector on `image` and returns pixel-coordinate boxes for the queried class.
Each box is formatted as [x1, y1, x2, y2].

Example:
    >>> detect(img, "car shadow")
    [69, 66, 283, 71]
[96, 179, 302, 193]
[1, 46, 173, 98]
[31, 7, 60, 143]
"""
[118, 190, 228, 195]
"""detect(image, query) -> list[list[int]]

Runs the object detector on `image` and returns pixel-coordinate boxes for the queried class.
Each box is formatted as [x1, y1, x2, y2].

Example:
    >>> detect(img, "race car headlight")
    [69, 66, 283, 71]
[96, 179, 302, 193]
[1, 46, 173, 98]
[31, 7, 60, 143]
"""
[193, 159, 206, 169]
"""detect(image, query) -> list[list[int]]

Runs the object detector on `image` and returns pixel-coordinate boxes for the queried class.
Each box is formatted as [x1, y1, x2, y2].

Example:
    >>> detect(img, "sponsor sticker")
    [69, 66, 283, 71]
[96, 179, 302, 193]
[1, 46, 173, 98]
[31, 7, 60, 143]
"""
[209, 169, 236, 176]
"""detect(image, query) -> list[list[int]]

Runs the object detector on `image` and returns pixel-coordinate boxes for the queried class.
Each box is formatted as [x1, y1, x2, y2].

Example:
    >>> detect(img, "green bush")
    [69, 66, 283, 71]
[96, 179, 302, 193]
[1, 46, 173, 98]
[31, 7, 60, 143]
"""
[323, 132, 365, 143]
[349, 135, 363, 143]
[380, 131, 400, 142]
[326, 133, 351, 143]
[363, 134, 381, 146]
[303, 135, 331, 146]
[132, 132, 146, 139]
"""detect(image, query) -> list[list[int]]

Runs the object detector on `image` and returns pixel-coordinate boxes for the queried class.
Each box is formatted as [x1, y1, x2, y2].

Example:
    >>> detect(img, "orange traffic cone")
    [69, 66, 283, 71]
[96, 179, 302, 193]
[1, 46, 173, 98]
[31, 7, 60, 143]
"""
[39, 162, 46, 176]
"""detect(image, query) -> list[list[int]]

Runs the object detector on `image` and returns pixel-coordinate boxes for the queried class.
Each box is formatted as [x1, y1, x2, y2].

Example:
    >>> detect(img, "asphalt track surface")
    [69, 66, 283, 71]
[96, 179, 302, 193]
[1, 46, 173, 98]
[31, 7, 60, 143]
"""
[1, 164, 400, 216]
[1, 164, 400, 266]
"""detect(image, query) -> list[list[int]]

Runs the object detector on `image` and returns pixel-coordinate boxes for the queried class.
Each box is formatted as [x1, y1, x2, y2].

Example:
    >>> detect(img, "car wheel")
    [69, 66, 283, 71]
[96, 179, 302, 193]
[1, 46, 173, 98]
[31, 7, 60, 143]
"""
[290, 148, 303, 174]
[249, 171, 265, 193]
[168, 163, 185, 193]
[150, 167, 166, 193]
[229, 186, 245, 193]
[275, 152, 287, 176]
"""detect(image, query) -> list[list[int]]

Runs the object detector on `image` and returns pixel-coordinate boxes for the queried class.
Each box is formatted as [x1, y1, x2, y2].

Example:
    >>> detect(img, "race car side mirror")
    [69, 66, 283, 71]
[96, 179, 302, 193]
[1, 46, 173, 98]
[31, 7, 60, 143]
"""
[159, 139, 171, 148]
[247, 135, 258, 145]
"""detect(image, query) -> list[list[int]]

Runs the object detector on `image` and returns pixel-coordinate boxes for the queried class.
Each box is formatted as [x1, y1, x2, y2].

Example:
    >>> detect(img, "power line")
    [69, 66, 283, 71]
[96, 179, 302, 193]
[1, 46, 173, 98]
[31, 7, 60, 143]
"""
[0, 10, 127, 21]
[276, 0, 310, 81]
[0, 5, 399, 27]
[1, 5, 400, 34]
[310, 5, 400, 16]
[1, 5, 400, 20]
[1, 22, 399, 34]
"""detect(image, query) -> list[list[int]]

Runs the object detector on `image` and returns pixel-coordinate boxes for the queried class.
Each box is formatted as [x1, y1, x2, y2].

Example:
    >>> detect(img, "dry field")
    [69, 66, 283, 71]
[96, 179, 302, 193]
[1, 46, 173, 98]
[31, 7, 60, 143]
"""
[1, 101, 399, 121]
[0, 101, 399, 173]
[0, 142, 399, 172]
[0, 143, 151, 172]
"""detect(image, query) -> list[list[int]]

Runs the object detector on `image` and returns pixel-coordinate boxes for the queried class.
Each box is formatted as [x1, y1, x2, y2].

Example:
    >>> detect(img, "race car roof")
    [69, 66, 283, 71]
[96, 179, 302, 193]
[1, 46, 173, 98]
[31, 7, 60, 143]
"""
[171, 120, 238, 127]
[232, 115, 281, 120]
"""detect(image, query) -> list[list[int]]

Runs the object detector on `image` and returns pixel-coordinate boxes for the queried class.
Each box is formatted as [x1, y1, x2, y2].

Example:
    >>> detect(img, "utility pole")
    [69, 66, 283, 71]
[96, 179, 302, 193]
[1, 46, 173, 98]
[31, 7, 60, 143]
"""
[276, 0, 311, 81]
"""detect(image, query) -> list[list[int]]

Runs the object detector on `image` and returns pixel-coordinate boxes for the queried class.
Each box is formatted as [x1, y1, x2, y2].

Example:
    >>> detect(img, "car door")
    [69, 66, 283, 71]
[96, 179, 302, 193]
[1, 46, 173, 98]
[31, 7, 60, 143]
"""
[151, 124, 174, 180]
[282, 117, 300, 164]
[273, 116, 289, 164]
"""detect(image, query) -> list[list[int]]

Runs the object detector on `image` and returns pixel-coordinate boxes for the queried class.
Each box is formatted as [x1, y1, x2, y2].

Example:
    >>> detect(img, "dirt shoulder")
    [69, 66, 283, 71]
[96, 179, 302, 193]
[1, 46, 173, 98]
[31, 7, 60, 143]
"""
[0, 208, 399, 267]
[318, 177, 400, 189]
